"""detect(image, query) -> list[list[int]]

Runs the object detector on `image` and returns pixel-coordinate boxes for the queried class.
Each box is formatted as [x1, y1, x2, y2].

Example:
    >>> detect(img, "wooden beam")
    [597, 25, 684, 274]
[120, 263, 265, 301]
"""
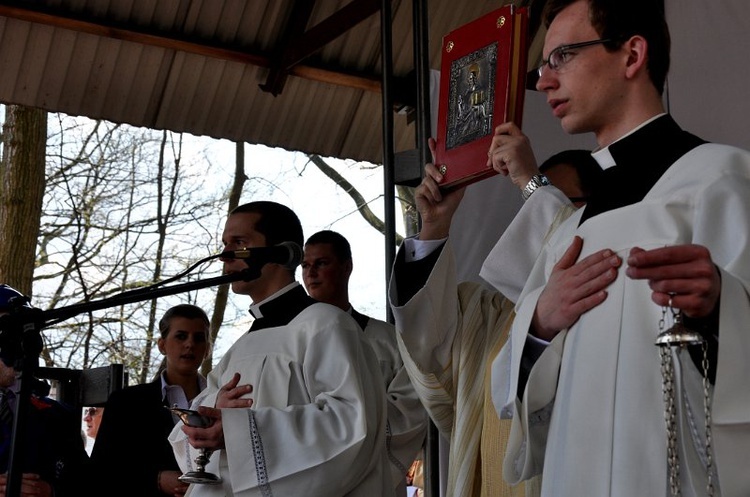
[259, 0, 317, 96]
[287, 0, 381, 69]
[290, 65, 381, 93]
[261, 0, 382, 96]
[0, 4, 269, 66]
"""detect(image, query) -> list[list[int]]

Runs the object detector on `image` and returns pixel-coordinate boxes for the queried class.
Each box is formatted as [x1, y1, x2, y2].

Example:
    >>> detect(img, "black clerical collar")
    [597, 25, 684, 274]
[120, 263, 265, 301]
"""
[348, 307, 371, 332]
[248, 283, 316, 332]
[579, 115, 706, 224]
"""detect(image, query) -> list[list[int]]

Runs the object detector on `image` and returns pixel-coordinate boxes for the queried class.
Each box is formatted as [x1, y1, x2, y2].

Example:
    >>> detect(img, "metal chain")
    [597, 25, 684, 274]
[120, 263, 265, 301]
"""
[656, 305, 716, 497]
[701, 343, 715, 497]
[659, 344, 681, 497]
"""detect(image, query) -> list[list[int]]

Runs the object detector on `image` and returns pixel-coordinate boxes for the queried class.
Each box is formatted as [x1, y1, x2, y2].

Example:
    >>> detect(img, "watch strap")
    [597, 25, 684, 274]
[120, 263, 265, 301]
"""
[521, 174, 551, 201]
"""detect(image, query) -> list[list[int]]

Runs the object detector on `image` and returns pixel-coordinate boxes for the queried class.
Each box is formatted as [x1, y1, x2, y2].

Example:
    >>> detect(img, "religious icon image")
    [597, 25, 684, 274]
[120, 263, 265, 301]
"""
[167, 406, 223, 485]
[446, 42, 498, 150]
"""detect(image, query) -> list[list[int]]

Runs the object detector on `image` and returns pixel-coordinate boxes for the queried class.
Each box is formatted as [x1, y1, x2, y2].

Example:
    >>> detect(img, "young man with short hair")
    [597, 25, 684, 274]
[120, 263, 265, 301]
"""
[493, 1, 750, 495]
[169, 202, 390, 496]
[302, 230, 427, 496]
[389, 137, 598, 497]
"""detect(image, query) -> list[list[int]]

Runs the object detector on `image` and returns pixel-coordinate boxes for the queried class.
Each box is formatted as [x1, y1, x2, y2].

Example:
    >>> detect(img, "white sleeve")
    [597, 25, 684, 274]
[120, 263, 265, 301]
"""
[480, 185, 569, 303]
[402, 236, 448, 262]
[384, 366, 429, 489]
[690, 165, 750, 497]
[389, 241, 460, 376]
[363, 319, 428, 491]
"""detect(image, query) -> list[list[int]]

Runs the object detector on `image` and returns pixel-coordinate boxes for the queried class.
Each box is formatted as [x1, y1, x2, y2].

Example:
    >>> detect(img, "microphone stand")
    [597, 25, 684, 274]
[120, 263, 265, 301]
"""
[2, 266, 261, 497]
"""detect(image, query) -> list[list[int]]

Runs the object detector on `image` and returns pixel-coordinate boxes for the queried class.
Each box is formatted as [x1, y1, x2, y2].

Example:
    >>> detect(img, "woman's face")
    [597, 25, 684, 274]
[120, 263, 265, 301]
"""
[158, 317, 209, 376]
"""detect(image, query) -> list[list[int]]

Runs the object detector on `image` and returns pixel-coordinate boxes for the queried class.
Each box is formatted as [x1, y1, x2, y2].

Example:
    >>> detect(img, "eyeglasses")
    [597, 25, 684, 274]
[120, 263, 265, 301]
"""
[84, 407, 101, 417]
[537, 38, 614, 78]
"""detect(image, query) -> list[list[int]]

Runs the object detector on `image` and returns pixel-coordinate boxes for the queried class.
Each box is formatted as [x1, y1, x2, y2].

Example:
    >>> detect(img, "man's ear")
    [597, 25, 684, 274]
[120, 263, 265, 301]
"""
[344, 259, 353, 278]
[623, 35, 648, 80]
[157, 337, 166, 355]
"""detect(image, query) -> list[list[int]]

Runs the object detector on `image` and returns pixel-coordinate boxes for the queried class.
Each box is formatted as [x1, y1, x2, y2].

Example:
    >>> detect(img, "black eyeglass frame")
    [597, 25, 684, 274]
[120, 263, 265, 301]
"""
[84, 407, 100, 416]
[536, 38, 615, 78]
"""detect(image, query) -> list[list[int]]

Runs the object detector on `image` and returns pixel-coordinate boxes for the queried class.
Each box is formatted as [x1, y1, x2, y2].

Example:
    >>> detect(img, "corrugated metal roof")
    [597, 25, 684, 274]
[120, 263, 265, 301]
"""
[0, 0, 537, 163]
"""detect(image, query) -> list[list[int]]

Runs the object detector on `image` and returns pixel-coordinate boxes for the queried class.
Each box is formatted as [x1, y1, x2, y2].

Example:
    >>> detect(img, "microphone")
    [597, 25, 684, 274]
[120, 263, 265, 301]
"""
[220, 241, 302, 270]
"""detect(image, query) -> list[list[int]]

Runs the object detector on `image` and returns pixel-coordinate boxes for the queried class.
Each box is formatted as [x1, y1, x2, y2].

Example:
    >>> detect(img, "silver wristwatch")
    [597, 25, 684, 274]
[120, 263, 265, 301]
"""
[521, 174, 551, 201]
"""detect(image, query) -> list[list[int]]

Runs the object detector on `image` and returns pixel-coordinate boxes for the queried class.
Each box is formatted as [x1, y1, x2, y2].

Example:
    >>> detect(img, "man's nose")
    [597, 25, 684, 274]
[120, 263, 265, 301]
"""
[536, 66, 556, 92]
[220, 245, 239, 263]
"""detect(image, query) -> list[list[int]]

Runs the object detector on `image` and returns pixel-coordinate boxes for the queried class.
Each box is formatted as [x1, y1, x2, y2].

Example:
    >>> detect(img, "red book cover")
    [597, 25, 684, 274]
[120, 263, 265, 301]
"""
[434, 6, 529, 191]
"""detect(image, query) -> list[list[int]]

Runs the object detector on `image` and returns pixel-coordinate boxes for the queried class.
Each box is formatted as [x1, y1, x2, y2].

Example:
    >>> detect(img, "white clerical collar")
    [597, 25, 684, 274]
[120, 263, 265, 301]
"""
[160, 370, 207, 410]
[248, 282, 300, 319]
[592, 113, 667, 170]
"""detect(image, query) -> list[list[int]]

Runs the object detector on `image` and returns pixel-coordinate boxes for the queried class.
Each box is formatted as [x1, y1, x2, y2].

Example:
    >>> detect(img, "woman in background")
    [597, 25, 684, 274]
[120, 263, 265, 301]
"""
[90, 304, 210, 497]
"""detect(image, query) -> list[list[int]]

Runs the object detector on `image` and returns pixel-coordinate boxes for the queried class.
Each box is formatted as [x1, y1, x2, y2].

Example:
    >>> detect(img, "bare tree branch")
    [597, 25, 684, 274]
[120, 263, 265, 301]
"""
[307, 154, 404, 246]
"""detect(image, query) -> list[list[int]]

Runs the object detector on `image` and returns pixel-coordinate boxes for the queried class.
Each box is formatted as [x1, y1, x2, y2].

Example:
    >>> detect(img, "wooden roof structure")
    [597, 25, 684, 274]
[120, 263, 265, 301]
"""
[0, 0, 545, 163]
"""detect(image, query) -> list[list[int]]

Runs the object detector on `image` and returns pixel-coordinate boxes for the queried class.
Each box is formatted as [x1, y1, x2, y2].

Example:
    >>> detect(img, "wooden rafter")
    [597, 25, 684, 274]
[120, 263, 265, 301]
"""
[261, 0, 382, 96]
[260, 0, 318, 96]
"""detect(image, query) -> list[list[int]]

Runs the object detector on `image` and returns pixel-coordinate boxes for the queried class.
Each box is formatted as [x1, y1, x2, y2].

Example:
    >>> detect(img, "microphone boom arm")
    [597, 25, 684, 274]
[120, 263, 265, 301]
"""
[41, 268, 260, 326]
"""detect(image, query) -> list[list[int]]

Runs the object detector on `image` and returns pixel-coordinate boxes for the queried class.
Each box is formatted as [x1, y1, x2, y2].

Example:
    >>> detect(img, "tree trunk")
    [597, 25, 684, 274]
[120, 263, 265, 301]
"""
[0, 105, 47, 296]
[396, 184, 418, 238]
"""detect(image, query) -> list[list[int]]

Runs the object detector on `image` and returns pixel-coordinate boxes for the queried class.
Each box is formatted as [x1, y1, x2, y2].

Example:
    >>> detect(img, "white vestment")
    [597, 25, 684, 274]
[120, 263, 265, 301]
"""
[493, 143, 750, 497]
[480, 186, 571, 304]
[390, 241, 529, 497]
[388, 185, 573, 497]
[169, 302, 390, 497]
[359, 315, 428, 496]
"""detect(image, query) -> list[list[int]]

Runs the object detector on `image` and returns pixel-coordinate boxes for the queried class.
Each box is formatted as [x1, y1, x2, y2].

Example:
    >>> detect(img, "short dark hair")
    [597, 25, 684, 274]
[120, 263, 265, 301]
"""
[539, 149, 602, 197]
[305, 230, 352, 262]
[543, 0, 670, 95]
[230, 201, 304, 249]
[158, 304, 210, 339]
